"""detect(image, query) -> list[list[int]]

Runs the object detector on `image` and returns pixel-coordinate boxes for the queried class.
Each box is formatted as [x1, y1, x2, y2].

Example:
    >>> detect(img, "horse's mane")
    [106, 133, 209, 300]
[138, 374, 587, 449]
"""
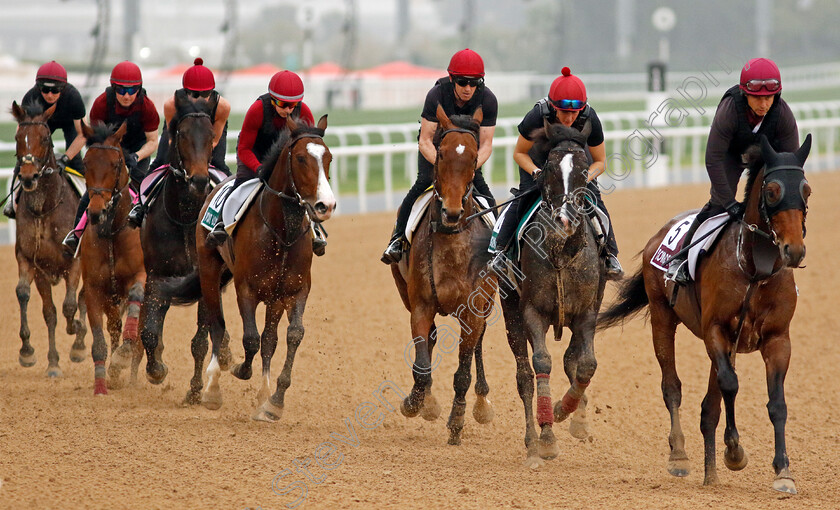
[448, 114, 481, 136]
[85, 123, 118, 146]
[16, 101, 45, 119]
[170, 98, 213, 135]
[742, 144, 765, 203]
[257, 118, 326, 181]
[529, 123, 588, 160]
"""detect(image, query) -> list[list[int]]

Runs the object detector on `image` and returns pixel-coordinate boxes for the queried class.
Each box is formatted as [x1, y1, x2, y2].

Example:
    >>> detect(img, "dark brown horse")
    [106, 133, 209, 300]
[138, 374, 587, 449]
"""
[598, 135, 812, 494]
[10, 101, 87, 377]
[390, 106, 496, 445]
[139, 94, 232, 404]
[499, 122, 606, 467]
[79, 121, 147, 395]
[161, 115, 334, 419]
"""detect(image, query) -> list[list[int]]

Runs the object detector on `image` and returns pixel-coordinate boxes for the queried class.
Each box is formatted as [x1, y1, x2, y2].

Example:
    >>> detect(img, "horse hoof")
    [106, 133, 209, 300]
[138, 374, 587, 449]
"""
[94, 378, 108, 396]
[773, 469, 797, 494]
[523, 455, 545, 470]
[69, 347, 86, 363]
[252, 400, 284, 422]
[472, 396, 495, 424]
[201, 390, 223, 410]
[538, 428, 559, 460]
[420, 393, 441, 421]
[46, 366, 63, 378]
[569, 415, 588, 439]
[553, 399, 570, 423]
[400, 397, 421, 418]
[256, 387, 270, 406]
[19, 352, 37, 367]
[182, 390, 201, 406]
[110, 342, 133, 372]
[230, 363, 252, 381]
[145, 362, 168, 385]
[447, 431, 462, 446]
[724, 445, 748, 471]
[667, 457, 691, 477]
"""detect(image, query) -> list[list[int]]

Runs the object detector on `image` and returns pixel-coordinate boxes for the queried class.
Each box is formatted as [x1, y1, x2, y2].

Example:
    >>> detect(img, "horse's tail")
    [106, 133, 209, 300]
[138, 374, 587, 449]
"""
[160, 269, 233, 306]
[597, 264, 649, 331]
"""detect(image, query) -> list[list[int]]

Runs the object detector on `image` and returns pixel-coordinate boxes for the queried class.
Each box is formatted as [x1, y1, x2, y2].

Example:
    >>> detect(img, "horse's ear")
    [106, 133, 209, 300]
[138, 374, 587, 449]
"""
[11, 101, 24, 122]
[316, 114, 328, 132]
[81, 120, 93, 139]
[759, 134, 777, 164]
[472, 106, 483, 126]
[43, 103, 57, 120]
[114, 120, 128, 142]
[543, 116, 552, 135]
[436, 104, 452, 130]
[286, 115, 299, 133]
[795, 134, 812, 167]
[580, 117, 592, 140]
[174, 91, 189, 111]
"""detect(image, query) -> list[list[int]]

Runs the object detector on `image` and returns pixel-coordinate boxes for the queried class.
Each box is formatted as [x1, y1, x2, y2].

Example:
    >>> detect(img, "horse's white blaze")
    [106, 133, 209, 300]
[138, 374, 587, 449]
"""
[560, 153, 574, 220]
[456, 144, 465, 155]
[307, 142, 335, 219]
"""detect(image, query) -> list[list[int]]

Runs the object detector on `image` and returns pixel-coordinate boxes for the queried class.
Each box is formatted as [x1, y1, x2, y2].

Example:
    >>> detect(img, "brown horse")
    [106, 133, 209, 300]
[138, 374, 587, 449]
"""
[79, 121, 147, 395]
[138, 94, 232, 405]
[390, 105, 496, 445]
[10, 101, 87, 377]
[161, 115, 334, 419]
[598, 135, 812, 494]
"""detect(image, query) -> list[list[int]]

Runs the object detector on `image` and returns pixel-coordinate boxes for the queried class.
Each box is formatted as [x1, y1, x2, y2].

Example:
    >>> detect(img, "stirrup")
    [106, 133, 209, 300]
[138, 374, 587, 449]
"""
[380, 236, 404, 265]
[489, 251, 510, 275]
[665, 259, 689, 285]
[312, 224, 327, 257]
[62, 231, 79, 257]
[605, 254, 624, 280]
[127, 203, 144, 229]
[205, 223, 228, 248]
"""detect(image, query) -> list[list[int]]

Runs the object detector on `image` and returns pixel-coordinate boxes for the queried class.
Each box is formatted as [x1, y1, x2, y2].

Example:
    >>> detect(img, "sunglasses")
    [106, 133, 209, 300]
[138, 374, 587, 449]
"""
[552, 99, 586, 110]
[186, 89, 213, 99]
[39, 85, 64, 94]
[744, 78, 780, 93]
[453, 77, 484, 88]
[114, 85, 141, 96]
[271, 97, 299, 109]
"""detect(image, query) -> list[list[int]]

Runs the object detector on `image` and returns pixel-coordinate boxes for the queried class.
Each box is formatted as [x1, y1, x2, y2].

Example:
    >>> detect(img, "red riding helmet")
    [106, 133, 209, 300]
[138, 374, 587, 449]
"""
[548, 67, 587, 111]
[447, 48, 485, 77]
[268, 70, 304, 101]
[110, 61, 143, 86]
[36, 61, 67, 84]
[739, 57, 782, 96]
[182, 57, 215, 91]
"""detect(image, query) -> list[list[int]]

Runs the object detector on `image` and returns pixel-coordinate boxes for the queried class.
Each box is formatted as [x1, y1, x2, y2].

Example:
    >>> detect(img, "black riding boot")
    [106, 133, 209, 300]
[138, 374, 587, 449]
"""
[3, 164, 20, 219]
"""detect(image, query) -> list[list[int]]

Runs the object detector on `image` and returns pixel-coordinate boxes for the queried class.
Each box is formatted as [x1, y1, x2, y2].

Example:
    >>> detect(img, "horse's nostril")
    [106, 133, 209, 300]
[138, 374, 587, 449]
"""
[315, 202, 327, 214]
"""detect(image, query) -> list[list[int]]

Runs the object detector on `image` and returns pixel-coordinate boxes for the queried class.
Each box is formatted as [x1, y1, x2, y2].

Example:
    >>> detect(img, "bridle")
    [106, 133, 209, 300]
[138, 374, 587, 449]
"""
[170, 112, 212, 182]
[431, 126, 479, 232]
[86, 143, 130, 221]
[258, 132, 327, 247]
[16, 120, 58, 177]
[539, 144, 589, 227]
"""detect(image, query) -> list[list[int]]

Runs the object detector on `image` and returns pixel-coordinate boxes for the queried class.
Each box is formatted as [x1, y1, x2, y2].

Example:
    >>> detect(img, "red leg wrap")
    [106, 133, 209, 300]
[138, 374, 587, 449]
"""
[123, 316, 139, 341]
[537, 395, 553, 426]
[561, 392, 580, 415]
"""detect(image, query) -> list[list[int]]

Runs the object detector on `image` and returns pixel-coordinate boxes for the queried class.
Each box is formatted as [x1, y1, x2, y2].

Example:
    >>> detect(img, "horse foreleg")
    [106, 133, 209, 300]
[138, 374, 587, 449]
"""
[700, 363, 723, 485]
[401, 306, 435, 418]
[252, 301, 284, 422]
[62, 263, 81, 336]
[649, 299, 689, 477]
[419, 322, 441, 421]
[555, 312, 598, 440]
[67, 274, 87, 363]
[86, 292, 108, 395]
[761, 334, 796, 494]
[33, 273, 60, 377]
[106, 300, 126, 389]
[472, 323, 494, 425]
[447, 320, 482, 446]
[501, 294, 540, 467]
[523, 303, 557, 461]
[230, 288, 259, 381]
[258, 293, 309, 423]
[15, 261, 36, 367]
[199, 257, 226, 411]
[182, 300, 209, 406]
[141, 278, 170, 385]
[708, 328, 747, 475]
[127, 281, 145, 383]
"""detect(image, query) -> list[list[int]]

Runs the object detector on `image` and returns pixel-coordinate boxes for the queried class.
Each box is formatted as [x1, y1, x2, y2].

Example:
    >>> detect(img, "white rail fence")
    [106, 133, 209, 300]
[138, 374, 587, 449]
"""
[3, 101, 840, 241]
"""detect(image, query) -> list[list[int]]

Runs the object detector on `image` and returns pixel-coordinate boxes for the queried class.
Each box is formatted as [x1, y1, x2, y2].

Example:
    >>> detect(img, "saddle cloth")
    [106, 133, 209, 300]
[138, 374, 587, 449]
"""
[650, 212, 729, 280]
[65, 167, 86, 197]
[488, 198, 611, 263]
[404, 187, 496, 244]
[139, 165, 228, 204]
[199, 178, 263, 234]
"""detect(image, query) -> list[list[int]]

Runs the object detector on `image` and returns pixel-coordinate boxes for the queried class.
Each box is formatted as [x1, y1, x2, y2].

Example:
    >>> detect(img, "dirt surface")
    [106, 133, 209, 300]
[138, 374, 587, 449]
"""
[1, 173, 839, 510]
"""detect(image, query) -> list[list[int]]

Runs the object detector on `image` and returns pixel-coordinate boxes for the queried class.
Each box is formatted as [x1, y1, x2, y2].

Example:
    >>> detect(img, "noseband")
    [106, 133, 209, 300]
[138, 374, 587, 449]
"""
[17, 120, 57, 177]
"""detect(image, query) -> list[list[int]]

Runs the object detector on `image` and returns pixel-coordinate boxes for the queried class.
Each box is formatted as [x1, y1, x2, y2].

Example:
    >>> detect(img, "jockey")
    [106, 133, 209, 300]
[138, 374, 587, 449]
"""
[380, 48, 498, 264]
[127, 57, 232, 228]
[491, 67, 623, 279]
[205, 70, 326, 254]
[61, 61, 160, 255]
[4, 61, 87, 219]
[666, 57, 800, 284]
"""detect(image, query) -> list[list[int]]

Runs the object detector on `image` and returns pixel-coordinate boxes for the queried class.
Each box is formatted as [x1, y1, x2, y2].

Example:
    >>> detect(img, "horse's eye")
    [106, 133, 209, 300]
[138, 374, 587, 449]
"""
[764, 181, 783, 207]
[800, 180, 811, 202]
[296, 155, 307, 164]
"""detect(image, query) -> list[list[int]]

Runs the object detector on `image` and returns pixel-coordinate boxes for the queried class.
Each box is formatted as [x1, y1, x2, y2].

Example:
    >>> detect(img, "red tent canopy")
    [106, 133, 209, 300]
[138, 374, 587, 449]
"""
[158, 63, 192, 77]
[233, 63, 282, 76]
[306, 61, 346, 76]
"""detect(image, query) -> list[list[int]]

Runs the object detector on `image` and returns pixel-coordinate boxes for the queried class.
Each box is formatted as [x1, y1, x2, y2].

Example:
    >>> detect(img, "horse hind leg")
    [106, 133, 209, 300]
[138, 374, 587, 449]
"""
[16, 264, 36, 367]
[401, 311, 435, 418]
[182, 300, 209, 405]
[555, 317, 598, 440]
[141, 279, 170, 385]
[109, 283, 143, 386]
[252, 302, 283, 422]
[34, 273, 61, 377]
[447, 323, 482, 446]
[69, 286, 87, 362]
[106, 302, 127, 389]
[230, 293, 260, 381]
[472, 323, 494, 425]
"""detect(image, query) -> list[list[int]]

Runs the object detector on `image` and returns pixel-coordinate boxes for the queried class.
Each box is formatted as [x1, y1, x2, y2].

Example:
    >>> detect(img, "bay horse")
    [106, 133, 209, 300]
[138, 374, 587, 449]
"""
[161, 115, 335, 419]
[597, 135, 812, 494]
[498, 121, 606, 467]
[10, 101, 87, 377]
[79, 121, 147, 395]
[390, 105, 496, 445]
[138, 94, 232, 404]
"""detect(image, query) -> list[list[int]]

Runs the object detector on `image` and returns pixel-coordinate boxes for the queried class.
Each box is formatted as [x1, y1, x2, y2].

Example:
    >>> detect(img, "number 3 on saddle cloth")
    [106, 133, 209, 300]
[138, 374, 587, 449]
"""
[402, 186, 496, 247]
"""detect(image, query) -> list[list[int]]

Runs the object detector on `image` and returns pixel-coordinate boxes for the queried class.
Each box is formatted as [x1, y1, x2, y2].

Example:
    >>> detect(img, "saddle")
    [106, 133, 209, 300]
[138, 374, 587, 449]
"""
[64, 166, 86, 198]
[404, 186, 496, 245]
[199, 178, 263, 235]
[651, 212, 729, 281]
